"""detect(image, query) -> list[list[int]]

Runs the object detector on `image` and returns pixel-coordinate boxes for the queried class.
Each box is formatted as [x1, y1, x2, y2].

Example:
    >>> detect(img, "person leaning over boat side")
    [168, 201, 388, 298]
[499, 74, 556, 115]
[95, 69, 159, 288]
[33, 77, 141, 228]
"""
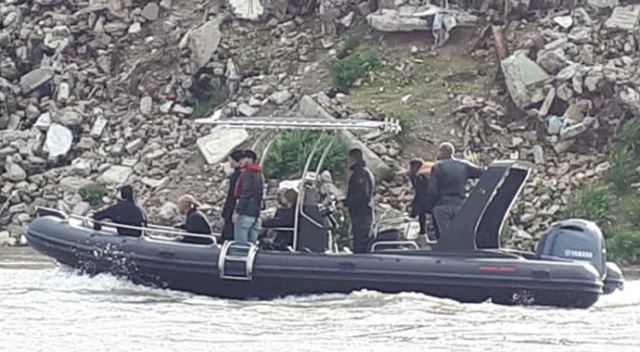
[175, 194, 214, 245]
[219, 149, 244, 243]
[232, 149, 265, 245]
[338, 148, 375, 253]
[92, 185, 147, 237]
[261, 188, 298, 250]
[427, 142, 484, 239]
[409, 159, 432, 236]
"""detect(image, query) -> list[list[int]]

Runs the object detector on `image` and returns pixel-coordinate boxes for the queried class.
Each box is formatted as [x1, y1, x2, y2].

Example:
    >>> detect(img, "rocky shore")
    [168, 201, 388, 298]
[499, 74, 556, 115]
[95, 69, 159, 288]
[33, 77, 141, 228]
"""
[2, 0, 640, 247]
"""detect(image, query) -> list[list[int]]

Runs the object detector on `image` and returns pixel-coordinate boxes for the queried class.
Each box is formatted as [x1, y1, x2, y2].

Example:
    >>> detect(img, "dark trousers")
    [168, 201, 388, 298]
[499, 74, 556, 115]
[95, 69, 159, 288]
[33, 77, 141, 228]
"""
[418, 213, 427, 235]
[432, 205, 460, 240]
[350, 210, 373, 253]
[221, 218, 234, 242]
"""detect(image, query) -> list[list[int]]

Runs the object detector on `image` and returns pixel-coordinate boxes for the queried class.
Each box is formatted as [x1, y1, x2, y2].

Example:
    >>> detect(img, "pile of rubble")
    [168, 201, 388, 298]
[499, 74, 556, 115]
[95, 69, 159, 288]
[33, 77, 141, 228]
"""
[0, 0, 405, 245]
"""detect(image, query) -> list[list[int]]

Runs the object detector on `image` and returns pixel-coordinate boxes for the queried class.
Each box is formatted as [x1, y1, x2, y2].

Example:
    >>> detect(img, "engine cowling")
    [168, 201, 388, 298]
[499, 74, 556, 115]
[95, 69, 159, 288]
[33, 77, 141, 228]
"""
[536, 219, 607, 278]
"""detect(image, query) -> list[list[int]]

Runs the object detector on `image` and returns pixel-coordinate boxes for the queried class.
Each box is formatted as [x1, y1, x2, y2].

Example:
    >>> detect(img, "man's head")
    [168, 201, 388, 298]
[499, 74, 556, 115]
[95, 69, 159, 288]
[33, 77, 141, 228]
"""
[178, 194, 201, 214]
[241, 149, 258, 167]
[120, 185, 134, 201]
[348, 148, 363, 167]
[438, 142, 455, 159]
[281, 189, 298, 207]
[409, 159, 424, 175]
[228, 149, 244, 169]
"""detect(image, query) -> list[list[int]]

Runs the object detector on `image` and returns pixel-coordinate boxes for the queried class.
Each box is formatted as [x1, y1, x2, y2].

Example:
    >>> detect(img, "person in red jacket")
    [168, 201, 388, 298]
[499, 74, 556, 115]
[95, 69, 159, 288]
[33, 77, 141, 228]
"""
[232, 150, 265, 245]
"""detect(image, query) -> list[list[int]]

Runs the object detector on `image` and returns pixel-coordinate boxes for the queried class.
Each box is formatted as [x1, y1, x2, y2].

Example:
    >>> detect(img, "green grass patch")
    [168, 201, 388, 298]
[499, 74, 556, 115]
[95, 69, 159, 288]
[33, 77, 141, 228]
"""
[329, 49, 381, 87]
[80, 183, 107, 206]
[263, 131, 348, 179]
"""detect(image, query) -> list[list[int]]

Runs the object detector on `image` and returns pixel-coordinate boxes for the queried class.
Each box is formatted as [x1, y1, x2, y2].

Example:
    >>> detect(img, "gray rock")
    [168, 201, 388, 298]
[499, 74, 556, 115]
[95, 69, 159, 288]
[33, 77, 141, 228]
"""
[44, 123, 73, 158]
[128, 22, 142, 34]
[25, 104, 40, 120]
[57, 108, 83, 126]
[19, 68, 55, 94]
[126, 138, 144, 154]
[6, 163, 27, 182]
[0, 231, 10, 247]
[604, 5, 638, 31]
[500, 51, 550, 109]
[157, 201, 180, 221]
[228, 0, 265, 20]
[172, 104, 193, 115]
[72, 201, 91, 216]
[100, 165, 133, 185]
[34, 112, 51, 131]
[532, 145, 545, 164]
[9, 203, 27, 214]
[140, 96, 153, 115]
[71, 158, 92, 177]
[556, 83, 574, 101]
[59, 176, 92, 193]
[142, 3, 160, 21]
[0, 58, 20, 80]
[537, 49, 568, 74]
[186, 18, 222, 71]
[238, 103, 258, 117]
[90, 116, 108, 138]
[196, 126, 249, 165]
[268, 90, 293, 105]
[141, 176, 169, 189]
[587, 0, 619, 9]
[57, 82, 70, 103]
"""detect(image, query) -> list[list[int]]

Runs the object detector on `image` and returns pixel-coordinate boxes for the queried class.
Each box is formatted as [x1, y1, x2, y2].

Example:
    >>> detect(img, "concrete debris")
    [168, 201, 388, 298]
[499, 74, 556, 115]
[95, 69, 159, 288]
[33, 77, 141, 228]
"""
[228, 0, 265, 20]
[500, 51, 551, 109]
[186, 19, 222, 71]
[197, 127, 250, 165]
[44, 123, 73, 158]
[100, 165, 133, 185]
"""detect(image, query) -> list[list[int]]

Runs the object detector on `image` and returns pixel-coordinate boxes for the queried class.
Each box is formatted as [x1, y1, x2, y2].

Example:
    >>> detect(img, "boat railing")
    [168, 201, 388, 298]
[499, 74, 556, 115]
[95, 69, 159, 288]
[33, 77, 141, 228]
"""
[35, 206, 218, 246]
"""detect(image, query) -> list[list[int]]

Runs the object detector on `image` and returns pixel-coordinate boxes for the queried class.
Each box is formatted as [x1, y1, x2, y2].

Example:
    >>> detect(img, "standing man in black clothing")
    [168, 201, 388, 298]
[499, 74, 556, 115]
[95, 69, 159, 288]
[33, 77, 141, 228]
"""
[220, 150, 244, 243]
[338, 148, 375, 253]
[92, 185, 147, 237]
[409, 159, 431, 236]
[427, 142, 484, 239]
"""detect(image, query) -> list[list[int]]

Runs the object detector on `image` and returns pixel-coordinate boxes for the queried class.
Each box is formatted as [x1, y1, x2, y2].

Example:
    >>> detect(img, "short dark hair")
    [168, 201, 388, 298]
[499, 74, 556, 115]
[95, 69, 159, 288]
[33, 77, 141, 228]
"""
[348, 148, 363, 161]
[243, 149, 258, 161]
[120, 185, 134, 200]
[230, 150, 244, 162]
[409, 159, 424, 170]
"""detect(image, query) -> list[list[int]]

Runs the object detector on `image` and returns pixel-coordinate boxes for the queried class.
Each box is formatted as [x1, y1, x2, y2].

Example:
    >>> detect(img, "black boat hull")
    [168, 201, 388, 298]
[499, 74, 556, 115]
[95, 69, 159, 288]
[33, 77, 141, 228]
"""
[27, 216, 604, 308]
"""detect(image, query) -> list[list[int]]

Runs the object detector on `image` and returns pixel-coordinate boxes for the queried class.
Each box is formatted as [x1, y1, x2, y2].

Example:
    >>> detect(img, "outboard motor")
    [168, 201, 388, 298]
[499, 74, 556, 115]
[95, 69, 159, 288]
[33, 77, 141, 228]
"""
[536, 219, 624, 293]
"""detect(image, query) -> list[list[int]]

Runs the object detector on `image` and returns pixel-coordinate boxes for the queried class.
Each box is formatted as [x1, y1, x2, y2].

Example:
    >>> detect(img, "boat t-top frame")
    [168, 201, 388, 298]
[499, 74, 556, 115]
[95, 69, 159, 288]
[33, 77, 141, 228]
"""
[194, 115, 403, 253]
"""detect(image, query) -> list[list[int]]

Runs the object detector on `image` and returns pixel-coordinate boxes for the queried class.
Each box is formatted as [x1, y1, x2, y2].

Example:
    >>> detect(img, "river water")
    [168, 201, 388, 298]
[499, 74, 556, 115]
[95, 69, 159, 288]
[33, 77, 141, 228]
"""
[1, 247, 639, 352]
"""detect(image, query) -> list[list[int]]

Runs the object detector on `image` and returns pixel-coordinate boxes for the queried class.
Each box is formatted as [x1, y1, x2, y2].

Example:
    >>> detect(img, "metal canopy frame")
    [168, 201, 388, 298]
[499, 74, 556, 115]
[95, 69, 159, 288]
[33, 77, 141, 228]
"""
[195, 116, 402, 252]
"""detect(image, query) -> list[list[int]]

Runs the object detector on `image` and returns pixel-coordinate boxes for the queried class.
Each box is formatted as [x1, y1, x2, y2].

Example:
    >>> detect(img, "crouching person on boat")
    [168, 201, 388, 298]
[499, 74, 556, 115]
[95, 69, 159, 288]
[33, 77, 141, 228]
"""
[92, 185, 147, 237]
[261, 188, 297, 251]
[428, 142, 484, 239]
[175, 195, 214, 245]
[338, 148, 375, 254]
[232, 150, 265, 245]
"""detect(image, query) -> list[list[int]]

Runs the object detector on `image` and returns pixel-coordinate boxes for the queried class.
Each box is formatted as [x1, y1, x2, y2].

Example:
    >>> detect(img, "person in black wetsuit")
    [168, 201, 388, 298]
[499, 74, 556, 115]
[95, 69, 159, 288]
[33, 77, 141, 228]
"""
[338, 148, 375, 253]
[262, 188, 298, 250]
[220, 150, 244, 243]
[409, 159, 432, 236]
[92, 185, 147, 237]
[175, 194, 214, 245]
[427, 142, 484, 239]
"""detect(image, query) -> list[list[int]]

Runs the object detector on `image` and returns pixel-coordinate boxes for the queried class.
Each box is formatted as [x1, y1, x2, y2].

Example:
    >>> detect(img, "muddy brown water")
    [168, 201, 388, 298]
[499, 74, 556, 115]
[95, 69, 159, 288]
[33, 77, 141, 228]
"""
[1, 247, 639, 352]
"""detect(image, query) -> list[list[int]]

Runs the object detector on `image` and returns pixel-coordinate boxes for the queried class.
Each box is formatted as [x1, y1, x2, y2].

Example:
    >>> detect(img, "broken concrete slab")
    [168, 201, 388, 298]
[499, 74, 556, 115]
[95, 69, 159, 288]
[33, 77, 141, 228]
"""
[366, 6, 477, 32]
[59, 176, 92, 193]
[186, 18, 222, 71]
[500, 51, 552, 109]
[298, 94, 394, 181]
[43, 123, 73, 158]
[228, 0, 265, 20]
[19, 67, 54, 94]
[604, 5, 640, 31]
[100, 165, 133, 185]
[196, 126, 249, 165]
[90, 115, 107, 138]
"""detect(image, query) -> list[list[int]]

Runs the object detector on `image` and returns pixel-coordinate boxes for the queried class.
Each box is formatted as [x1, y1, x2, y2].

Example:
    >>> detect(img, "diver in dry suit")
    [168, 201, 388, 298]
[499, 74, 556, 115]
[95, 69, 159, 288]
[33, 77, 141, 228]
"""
[427, 142, 484, 239]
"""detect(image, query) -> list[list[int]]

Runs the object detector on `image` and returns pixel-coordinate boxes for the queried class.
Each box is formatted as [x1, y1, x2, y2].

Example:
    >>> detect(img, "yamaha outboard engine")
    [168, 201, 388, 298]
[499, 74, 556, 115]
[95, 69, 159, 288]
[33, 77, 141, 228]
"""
[536, 219, 624, 293]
